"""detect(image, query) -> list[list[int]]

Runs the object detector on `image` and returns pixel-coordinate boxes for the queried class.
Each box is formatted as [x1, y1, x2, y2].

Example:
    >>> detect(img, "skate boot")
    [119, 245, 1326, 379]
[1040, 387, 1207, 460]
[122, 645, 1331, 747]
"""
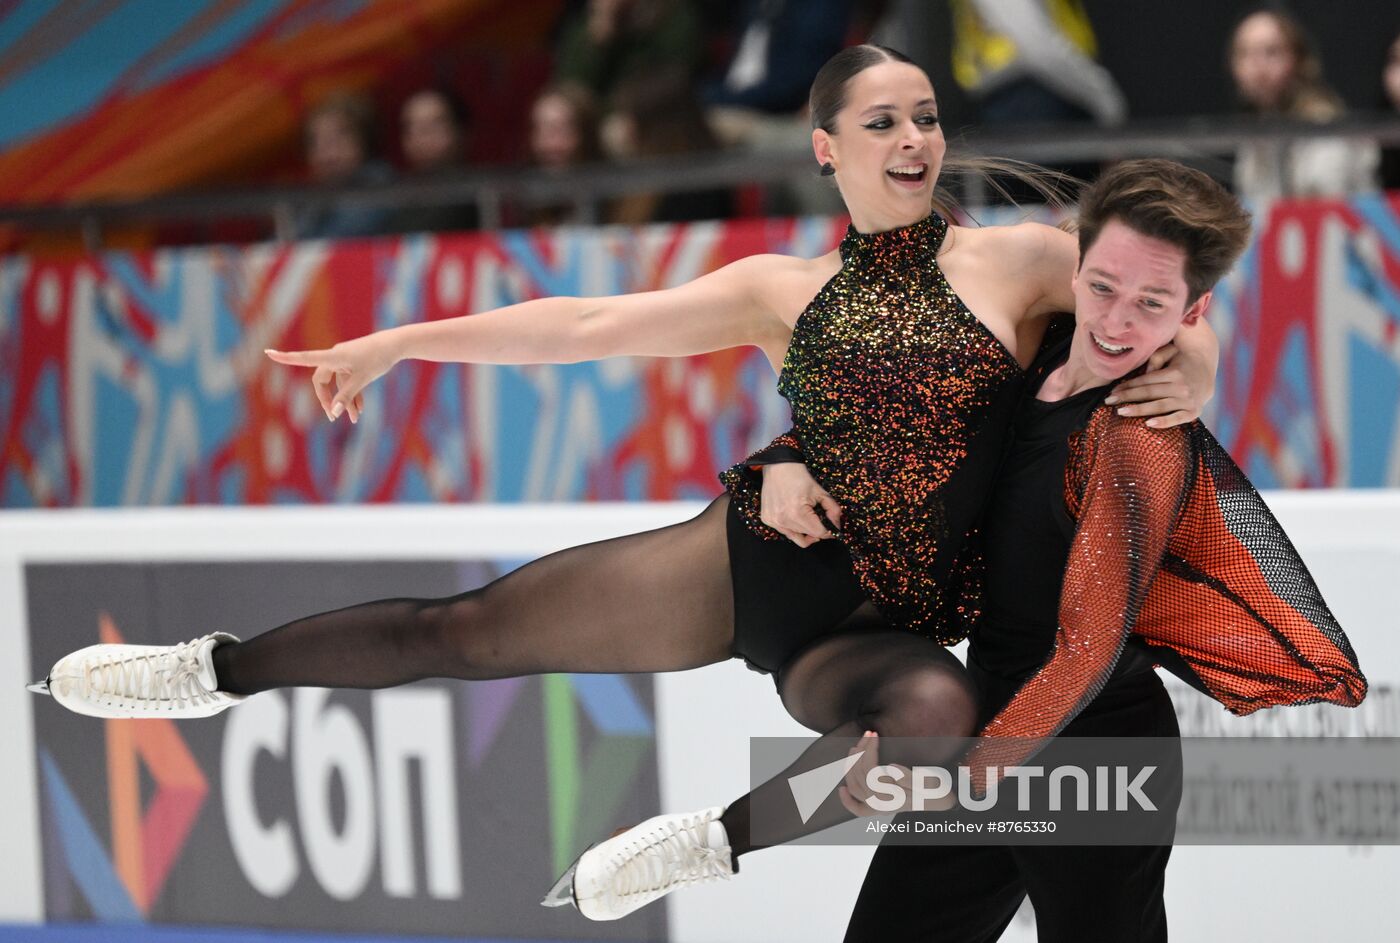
[541, 806, 733, 920]
[28, 632, 245, 719]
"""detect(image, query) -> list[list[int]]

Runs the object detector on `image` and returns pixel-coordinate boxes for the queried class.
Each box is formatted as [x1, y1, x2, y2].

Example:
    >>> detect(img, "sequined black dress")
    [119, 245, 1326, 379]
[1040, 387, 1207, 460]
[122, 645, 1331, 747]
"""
[722, 213, 1037, 673]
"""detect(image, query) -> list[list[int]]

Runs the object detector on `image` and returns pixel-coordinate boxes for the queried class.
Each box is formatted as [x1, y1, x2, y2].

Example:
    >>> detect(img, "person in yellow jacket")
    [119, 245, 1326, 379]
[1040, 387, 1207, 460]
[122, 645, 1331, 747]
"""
[951, 0, 1127, 125]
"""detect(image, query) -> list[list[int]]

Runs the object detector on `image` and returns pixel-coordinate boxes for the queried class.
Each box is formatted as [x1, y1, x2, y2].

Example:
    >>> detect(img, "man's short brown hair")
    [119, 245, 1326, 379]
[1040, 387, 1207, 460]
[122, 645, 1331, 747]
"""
[1078, 159, 1253, 302]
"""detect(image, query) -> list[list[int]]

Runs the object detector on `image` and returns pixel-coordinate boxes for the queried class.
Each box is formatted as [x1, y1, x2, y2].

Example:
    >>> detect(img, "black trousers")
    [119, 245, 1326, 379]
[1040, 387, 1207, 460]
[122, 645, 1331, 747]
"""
[844, 667, 1182, 943]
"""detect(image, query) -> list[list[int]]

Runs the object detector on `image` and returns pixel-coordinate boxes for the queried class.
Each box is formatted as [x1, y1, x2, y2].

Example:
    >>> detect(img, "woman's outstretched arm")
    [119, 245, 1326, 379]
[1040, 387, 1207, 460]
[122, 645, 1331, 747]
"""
[267, 253, 796, 421]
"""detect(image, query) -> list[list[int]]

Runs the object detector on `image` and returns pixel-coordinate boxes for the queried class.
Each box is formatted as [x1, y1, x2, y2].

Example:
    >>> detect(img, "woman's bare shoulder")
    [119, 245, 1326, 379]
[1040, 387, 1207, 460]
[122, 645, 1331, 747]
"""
[715, 250, 838, 284]
[743, 250, 843, 327]
[747, 249, 842, 277]
[950, 221, 1078, 318]
[952, 220, 1075, 262]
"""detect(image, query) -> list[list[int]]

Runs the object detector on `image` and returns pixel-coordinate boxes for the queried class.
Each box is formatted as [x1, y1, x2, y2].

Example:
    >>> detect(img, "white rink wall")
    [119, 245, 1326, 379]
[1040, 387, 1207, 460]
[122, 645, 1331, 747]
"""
[2, 494, 1397, 941]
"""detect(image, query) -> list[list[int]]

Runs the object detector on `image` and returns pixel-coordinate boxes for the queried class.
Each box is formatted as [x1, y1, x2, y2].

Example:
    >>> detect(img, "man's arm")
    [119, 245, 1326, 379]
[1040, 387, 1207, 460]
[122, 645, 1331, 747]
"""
[961, 411, 1193, 789]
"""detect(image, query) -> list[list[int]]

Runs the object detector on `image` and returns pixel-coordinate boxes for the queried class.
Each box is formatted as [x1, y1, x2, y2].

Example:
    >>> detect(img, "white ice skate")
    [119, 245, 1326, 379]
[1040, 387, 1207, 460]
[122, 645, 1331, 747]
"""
[540, 806, 733, 920]
[27, 632, 245, 719]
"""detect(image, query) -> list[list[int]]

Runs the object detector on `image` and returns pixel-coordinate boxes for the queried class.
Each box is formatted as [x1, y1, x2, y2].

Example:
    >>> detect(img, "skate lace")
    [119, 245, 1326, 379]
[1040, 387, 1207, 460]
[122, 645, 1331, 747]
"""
[604, 810, 732, 909]
[87, 640, 216, 710]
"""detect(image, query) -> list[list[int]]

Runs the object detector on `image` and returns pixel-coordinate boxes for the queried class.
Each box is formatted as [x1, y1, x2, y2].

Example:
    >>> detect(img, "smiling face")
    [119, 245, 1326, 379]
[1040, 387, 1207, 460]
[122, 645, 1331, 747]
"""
[1069, 219, 1211, 385]
[1231, 12, 1298, 111]
[812, 60, 945, 232]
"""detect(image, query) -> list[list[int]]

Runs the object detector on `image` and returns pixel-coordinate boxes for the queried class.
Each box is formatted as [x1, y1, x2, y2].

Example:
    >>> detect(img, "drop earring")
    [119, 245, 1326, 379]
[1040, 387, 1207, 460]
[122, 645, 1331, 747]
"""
[820, 162, 835, 177]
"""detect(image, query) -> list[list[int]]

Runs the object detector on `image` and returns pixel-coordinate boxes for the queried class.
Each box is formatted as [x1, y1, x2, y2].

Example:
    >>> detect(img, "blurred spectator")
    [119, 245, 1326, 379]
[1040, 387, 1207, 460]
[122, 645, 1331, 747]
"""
[531, 83, 604, 171]
[402, 87, 471, 173]
[703, 0, 854, 114]
[950, 0, 1126, 127]
[947, 0, 1122, 204]
[522, 83, 604, 226]
[1381, 29, 1400, 191]
[1231, 8, 1342, 119]
[1229, 7, 1377, 200]
[701, 0, 856, 184]
[554, 0, 703, 106]
[391, 87, 479, 234]
[603, 71, 735, 224]
[296, 93, 393, 239]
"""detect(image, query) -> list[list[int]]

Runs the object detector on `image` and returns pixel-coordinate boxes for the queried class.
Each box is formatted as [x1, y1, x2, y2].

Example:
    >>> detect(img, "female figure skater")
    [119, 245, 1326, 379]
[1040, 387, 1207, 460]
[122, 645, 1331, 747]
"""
[742, 159, 1365, 941]
[31, 48, 1217, 920]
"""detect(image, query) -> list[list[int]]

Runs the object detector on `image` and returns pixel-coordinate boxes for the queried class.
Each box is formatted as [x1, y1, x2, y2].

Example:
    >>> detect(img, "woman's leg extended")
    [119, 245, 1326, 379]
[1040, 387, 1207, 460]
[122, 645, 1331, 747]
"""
[560, 628, 979, 922]
[719, 630, 979, 858]
[214, 496, 736, 694]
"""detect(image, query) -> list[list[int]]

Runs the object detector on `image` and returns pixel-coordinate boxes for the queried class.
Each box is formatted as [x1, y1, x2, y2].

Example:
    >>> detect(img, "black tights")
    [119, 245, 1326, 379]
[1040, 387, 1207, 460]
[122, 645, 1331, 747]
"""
[722, 628, 977, 859]
[210, 495, 976, 857]
[214, 496, 735, 692]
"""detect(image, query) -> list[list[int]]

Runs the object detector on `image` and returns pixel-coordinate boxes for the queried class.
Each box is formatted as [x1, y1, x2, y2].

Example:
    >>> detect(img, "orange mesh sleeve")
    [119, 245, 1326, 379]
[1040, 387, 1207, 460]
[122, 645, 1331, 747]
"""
[963, 410, 1192, 788]
[1133, 426, 1366, 713]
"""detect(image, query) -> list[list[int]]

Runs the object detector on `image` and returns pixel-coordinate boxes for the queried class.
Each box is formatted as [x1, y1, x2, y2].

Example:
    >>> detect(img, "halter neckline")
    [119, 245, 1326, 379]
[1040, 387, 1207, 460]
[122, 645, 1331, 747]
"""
[839, 212, 947, 264]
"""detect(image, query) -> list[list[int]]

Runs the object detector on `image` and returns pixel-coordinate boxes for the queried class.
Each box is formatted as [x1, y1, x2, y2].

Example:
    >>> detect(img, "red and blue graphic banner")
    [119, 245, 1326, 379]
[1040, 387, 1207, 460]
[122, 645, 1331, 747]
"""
[3, 199, 1399, 509]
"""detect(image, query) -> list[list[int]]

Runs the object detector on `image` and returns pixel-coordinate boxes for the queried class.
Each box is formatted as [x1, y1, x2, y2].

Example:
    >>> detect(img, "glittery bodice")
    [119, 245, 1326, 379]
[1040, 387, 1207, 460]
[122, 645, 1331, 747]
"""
[722, 212, 1027, 641]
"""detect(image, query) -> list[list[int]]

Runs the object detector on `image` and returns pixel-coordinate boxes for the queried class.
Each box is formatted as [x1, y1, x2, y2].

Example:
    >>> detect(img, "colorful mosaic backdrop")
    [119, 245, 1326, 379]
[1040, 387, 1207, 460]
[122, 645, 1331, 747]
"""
[1211, 194, 1400, 488]
[0, 0, 553, 207]
[3, 198, 1399, 508]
